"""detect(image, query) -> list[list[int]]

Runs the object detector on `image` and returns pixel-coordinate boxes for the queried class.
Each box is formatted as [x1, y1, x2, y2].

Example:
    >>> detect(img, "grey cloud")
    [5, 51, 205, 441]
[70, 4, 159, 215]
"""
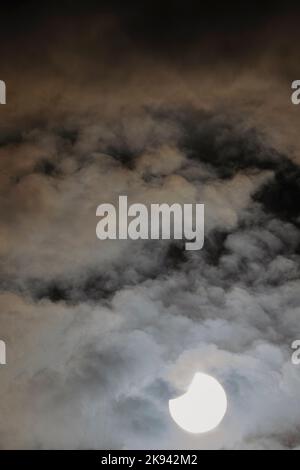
[1, 30, 300, 449]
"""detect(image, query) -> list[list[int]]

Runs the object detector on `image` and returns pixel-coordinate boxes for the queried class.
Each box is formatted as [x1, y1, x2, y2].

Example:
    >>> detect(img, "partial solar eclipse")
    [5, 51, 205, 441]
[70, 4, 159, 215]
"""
[169, 373, 228, 434]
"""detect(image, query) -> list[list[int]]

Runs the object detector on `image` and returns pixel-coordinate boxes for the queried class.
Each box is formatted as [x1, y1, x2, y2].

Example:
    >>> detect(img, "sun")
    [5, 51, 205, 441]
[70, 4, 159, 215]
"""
[169, 373, 228, 434]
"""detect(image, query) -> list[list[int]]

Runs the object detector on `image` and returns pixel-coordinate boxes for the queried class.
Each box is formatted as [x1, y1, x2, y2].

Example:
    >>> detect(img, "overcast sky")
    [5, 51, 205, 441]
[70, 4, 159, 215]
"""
[0, 1, 300, 449]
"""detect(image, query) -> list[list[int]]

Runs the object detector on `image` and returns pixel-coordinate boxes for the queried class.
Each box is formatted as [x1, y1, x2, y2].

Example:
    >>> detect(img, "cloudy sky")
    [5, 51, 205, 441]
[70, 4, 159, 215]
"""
[1, 0, 300, 449]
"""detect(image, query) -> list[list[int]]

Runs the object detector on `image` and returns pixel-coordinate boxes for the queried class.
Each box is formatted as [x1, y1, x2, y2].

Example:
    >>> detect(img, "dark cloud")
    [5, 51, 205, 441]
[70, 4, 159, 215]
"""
[255, 161, 300, 224]
[162, 107, 284, 178]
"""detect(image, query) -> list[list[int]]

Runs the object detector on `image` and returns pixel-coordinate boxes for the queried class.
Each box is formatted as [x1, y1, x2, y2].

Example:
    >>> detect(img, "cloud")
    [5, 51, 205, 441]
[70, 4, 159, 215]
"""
[0, 5, 300, 449]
